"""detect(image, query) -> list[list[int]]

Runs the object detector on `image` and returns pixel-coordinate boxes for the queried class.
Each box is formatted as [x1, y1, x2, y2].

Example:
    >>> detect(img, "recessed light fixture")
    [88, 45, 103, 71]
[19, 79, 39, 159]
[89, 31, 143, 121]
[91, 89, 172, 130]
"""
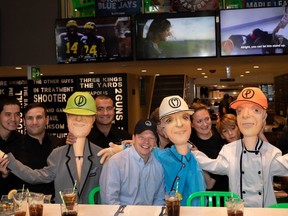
[155, 74, 160, 76]
[201, 72, 206, 75]
[245, 71, 250, 74]
[253, 65, 259, 69]
[204, 75, 208, 78]
[141, 69, 147, 73]
[197, 68, 203, 71]
[88, 71, 95, 74]
[240, 74, 244, 77]
[15, 67, 22, 70]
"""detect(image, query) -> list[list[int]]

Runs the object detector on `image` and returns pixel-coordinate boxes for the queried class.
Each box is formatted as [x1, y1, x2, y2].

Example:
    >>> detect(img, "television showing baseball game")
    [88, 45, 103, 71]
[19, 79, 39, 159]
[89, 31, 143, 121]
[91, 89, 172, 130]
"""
[220, 6, 288, 57]
[135, 12, 217, 60]
[55, 15, 133, 63]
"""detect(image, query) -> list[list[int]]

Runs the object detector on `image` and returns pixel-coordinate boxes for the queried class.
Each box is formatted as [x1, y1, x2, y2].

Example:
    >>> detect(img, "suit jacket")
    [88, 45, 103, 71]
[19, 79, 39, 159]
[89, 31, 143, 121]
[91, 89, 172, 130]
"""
[7, 139, 102, 204]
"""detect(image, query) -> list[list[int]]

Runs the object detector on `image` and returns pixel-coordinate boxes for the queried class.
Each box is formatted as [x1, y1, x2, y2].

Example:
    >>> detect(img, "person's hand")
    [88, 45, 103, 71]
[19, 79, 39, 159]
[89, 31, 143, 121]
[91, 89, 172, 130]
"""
[66, 132, 77, 145]
[97, 142, 123, 164]
[0, 157, 9, 178]
[0, 150, 7, 159]
[121, 140, 133, 146]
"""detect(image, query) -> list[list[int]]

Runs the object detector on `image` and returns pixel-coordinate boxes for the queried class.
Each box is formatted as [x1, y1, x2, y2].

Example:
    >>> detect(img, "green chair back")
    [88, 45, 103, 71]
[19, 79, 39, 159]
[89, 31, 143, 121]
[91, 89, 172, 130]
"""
[186, 191, 240, 207]
[88, 186, 101, 204]
[268, 203, 288, 208]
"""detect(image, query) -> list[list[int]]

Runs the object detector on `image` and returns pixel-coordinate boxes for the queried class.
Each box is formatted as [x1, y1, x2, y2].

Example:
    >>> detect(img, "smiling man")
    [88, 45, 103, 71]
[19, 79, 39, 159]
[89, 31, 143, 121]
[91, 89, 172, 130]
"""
[88, 94, 131, 148]
[193, 87, 288, 207]
[100, 119, 165, 205]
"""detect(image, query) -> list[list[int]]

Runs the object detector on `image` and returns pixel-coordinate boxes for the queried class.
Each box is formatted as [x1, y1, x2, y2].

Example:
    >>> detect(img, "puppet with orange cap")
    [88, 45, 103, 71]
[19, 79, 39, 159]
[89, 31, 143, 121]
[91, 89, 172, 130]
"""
[193, 87, 288, 208]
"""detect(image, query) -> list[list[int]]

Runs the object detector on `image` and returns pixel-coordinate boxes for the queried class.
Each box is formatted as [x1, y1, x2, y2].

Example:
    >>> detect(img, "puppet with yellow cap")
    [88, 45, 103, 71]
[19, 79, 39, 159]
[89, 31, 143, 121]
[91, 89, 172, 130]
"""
[193, 87, 288, 208]
[0, 92, 102, 204]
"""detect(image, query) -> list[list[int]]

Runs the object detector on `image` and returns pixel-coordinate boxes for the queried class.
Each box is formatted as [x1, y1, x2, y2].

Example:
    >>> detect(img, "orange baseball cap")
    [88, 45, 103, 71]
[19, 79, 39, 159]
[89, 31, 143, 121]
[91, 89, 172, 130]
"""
[230, 87, 268, 110]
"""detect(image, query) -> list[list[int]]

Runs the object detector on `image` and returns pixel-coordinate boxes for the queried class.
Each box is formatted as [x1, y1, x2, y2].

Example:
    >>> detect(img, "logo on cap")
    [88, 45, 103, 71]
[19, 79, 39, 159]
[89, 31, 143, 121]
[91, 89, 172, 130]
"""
[74, 95, 87, 107]
[242, 89, 255, 99]
[145, 120, 152, 126]
[168, 97, 181, 108]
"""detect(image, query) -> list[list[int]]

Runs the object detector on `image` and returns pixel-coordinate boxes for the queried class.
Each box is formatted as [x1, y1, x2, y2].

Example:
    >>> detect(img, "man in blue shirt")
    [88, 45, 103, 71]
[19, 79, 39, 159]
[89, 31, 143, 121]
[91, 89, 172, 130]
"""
[98, 95, 206, 206]
[100, 119, 165, 205]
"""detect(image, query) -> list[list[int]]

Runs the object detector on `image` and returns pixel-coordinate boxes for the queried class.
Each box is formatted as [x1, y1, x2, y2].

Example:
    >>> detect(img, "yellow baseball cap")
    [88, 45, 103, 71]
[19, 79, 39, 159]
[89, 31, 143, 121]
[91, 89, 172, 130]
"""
[63, 92, 96, 115]
[230, 87, 268, 110]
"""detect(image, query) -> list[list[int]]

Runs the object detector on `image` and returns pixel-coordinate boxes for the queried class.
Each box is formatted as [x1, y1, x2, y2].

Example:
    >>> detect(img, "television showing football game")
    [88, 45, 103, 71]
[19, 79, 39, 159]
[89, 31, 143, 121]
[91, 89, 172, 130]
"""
[135, 12, 217, 60]
[55, 15, 133, 63]
[220, 6, 288, 57]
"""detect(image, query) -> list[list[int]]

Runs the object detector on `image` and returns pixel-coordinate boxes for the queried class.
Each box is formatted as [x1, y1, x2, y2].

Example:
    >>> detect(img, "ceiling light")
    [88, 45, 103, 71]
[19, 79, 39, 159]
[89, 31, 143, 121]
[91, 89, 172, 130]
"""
[240, 74, 244, 77]
[204, 76, 208, 78]
[89, 71, 94, 74]
[253, 65, 259, 69]
[245, 71, 250, 74]
[201, 72, 206, 75]
[141, 69, 147, 73]
[197, 68, 203, 71]
[15, 67, 22, 70]
[155, 74, 160, 76]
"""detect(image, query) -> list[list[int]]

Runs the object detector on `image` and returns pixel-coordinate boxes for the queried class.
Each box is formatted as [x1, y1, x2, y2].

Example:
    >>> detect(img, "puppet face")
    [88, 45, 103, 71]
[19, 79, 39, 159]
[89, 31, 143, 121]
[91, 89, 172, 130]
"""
[67, 114, 95, 138]
[161, 111, 191, 145]
[236, 102, 266, 138]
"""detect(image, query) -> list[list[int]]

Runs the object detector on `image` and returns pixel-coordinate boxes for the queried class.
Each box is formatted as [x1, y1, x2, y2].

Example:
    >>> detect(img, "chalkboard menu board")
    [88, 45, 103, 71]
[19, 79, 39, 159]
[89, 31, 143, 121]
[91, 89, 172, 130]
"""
[0, 74, 128, 138]
[0, 77, 28, 134]
[28, 76, 75, 138]
[75, 74, 128, 130]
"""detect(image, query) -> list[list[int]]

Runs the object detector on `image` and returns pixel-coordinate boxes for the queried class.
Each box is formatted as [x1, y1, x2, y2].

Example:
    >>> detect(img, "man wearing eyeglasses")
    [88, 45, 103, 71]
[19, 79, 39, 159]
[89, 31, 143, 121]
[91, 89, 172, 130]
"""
[99, 119, 165, 205]
[87, 94, 131, 148]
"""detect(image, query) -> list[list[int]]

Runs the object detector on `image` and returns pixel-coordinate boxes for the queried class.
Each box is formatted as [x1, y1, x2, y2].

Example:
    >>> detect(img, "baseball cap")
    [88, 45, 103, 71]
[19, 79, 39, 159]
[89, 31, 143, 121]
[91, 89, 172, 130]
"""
[63, 92, 97, 115]
[230, 87, 268, 110]
[134, 119, 157, 138]
[159, 95, 194, 119]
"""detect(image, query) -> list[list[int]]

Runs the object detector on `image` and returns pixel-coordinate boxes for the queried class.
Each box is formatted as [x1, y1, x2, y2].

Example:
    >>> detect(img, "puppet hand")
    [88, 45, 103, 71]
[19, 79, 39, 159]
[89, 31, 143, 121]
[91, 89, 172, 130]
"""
[97, 142, 123, 164]
[66, 132, 77, 145]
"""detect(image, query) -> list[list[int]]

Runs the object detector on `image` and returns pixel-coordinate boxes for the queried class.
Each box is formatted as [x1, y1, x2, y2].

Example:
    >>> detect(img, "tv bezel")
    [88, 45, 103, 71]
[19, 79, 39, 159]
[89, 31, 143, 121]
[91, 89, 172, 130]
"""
[55, 15, 134, 64]
[134, 11, 218, 61]
[219, 6, 288, 57]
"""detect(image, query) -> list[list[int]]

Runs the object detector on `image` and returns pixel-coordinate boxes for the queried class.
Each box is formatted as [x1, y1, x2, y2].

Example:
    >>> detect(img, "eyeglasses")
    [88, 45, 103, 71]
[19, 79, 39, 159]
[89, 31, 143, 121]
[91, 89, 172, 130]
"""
[97, 106, 114, 113]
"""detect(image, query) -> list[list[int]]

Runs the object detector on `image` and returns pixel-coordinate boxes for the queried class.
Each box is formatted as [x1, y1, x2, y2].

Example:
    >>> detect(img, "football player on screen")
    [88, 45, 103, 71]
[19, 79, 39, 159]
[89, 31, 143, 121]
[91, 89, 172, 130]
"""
[80, 22, 107, 61]
[57, 20, 84, 63]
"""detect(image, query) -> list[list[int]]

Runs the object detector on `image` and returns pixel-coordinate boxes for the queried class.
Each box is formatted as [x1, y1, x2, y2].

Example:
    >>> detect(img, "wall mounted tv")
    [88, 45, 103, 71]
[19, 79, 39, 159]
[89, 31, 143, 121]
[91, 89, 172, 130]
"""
[55, 15, 132, 63]
[135, 12, 217, 60]
[220, 6, 288, 57]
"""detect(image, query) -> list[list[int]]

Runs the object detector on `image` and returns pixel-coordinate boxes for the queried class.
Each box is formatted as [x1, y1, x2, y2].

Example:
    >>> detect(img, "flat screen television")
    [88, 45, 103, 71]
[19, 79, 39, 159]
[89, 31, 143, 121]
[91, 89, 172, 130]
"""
[220, 6, 288, 57]
[55, 15, 132, 63]
[135, 12, 217, 60]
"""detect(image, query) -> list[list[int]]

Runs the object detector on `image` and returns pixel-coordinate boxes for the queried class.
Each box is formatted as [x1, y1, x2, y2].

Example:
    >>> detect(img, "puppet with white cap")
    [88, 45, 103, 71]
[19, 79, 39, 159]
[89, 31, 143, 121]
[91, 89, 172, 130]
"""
[193, 87, 288, 208]
[98, 95, 206, 206]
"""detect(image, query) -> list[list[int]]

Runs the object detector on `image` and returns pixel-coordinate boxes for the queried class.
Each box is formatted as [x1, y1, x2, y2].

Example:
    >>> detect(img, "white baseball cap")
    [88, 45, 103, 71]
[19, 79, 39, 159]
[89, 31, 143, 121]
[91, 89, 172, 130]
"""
[159, 95, 194, 119]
